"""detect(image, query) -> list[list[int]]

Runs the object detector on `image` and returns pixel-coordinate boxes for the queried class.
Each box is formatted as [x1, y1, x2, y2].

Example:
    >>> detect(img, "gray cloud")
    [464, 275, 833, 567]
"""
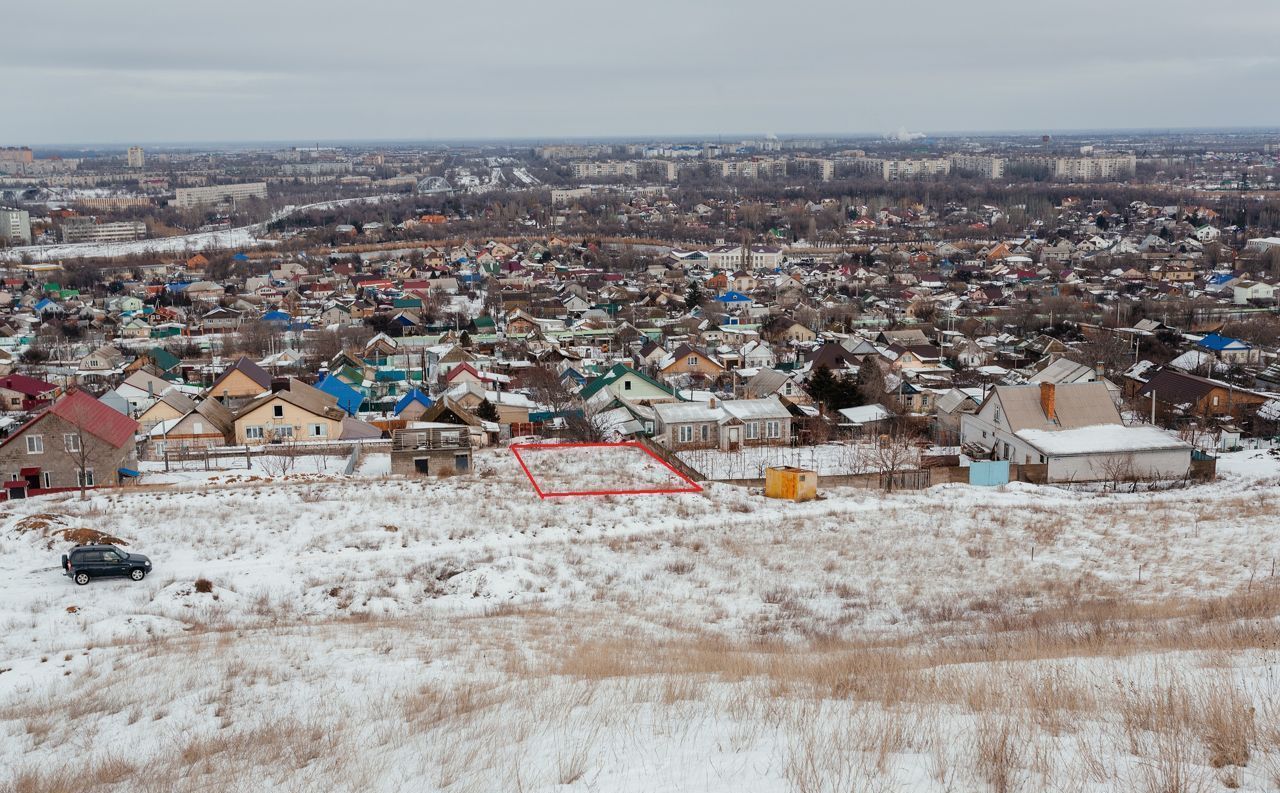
[3, 0, 1278, 144]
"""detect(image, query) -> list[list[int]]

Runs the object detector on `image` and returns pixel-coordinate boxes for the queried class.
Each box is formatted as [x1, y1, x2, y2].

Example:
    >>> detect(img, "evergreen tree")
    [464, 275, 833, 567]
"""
[808, 364, 861, 413]
[808, 364, 836, 411]
[685, 279, 704, 309]
[475, 399, 499, 422]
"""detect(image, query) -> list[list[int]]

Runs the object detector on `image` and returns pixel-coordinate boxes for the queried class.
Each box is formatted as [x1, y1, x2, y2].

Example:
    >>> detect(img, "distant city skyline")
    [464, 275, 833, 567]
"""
[3, 0, 1279, 145]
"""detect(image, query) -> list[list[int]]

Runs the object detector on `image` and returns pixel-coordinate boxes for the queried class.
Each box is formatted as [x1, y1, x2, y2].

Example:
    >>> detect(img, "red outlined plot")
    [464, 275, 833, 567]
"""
[511, 442, 703, 498]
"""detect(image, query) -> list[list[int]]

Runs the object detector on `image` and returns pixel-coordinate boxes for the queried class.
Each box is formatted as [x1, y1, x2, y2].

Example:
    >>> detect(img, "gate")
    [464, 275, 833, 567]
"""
[969, 460, 1011, 487]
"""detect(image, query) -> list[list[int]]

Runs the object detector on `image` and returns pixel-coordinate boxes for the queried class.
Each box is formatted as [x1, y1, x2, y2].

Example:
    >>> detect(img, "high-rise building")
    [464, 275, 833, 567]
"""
[1013, 154, 1136, 181]
[848, 157, 951, 180]
[0, 207, 32, 244]
[949, 154, 1006, 179]
[127, 146, 145, 168]
[0, 147, 34, 165]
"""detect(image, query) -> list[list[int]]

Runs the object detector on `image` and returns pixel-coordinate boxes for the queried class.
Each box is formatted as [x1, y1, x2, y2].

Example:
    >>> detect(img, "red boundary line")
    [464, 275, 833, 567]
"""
[510, 441, 703, 499]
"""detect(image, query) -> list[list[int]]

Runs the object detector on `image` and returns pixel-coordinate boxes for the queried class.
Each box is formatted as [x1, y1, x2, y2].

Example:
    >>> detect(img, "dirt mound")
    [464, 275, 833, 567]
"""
[52, 528, 128, 547]
[10, 514, 128, 548]
[13, 513, 66, 535]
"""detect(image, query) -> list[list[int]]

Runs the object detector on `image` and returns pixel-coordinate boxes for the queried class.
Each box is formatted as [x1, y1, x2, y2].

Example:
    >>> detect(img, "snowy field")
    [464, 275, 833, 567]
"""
[0, 194, 400, 262]
[2, 448, 1280, 791]
[514, 443, 699, 495]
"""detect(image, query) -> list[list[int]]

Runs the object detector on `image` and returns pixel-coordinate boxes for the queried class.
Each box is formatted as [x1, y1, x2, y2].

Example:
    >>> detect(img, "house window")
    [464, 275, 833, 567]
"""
[701, 424, 709, 441]
[993, 406, 1002, 424]
[766, 420, 781, 439]
[26, 435, 43, 454]
[310, 424, 326, 438]
[273, 405, 285, 418]
[64, 434, 80, 453]
[245, 426, 265, 440]
[77, 469, 94, 488]
[745, 422, 758, 440]
[688, 357, 698, 367]
[623, 380, 632, 391]
[678, 425, 694, 443]
[42, 472, 51, 488]
[275, 425, 294, 439]
[1002, 442, 1010, 459]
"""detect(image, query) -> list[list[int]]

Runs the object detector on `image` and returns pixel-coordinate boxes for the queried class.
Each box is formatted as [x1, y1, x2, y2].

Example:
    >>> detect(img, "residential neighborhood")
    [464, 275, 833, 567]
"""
[7, 14, 1280, 788]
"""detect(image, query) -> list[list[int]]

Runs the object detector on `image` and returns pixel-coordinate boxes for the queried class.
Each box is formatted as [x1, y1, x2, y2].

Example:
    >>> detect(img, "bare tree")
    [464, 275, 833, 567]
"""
[521, 365, 606, 442]
[56, 399, 109, 501]
[873, 423, 920, 492]
[255, 436, 299, 477]
[1096, 452, 1138, 492]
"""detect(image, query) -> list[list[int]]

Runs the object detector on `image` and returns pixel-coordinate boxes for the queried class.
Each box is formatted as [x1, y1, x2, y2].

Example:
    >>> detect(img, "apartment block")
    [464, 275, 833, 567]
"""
[0, 147, 34, 165]
[171, 182, 269, 208]
[1015, 154, 1136, 181]
[127, 146, 145, 168]
[718, 158, 787, 179]
[537, 144, 613, 160]
[0, 207, 32, 244]
[789, 157, 835, 181]
[949, 153, 1005, 179]
[849, 157, 951, 180]
[571, 161, 638, 180]
[60, 218, 147, 244]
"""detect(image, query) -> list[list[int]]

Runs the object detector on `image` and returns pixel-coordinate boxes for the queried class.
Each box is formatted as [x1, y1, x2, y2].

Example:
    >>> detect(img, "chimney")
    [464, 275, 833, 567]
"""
[707, 396, 717, 409]
[1094, 361, 1104, 380]
[1040, 382, 1057, 422]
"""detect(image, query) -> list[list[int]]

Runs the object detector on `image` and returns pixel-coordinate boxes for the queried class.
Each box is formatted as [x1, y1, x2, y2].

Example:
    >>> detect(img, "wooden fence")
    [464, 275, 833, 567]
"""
[162, 439, 391, 471]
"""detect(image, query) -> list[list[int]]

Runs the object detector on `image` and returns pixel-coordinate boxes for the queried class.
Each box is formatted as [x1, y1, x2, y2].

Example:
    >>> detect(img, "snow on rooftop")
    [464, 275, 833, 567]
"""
[1016, 424, 1190, 456]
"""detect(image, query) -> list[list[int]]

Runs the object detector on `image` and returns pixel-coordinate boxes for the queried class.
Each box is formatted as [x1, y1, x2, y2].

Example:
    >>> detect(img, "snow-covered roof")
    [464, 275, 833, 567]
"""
[721, 397, 790, 421]
[1015, 424, 1190, 456]
[836, 404, 892, 425]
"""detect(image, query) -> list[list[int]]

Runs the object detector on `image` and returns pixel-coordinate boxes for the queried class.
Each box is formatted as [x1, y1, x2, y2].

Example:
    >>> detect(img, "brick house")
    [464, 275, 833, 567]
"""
[0, 391, 139, 497]
[207, 356, 273, 407]
[0, 374, 60, 413]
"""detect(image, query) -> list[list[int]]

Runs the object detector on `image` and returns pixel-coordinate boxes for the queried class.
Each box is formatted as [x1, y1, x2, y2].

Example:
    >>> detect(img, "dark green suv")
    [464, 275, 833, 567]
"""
[62, 545, 153, 585]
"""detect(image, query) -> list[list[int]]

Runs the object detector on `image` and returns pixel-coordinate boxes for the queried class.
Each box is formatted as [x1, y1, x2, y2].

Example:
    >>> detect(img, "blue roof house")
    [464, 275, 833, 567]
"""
[316, 374, 365, 416]
[393, 389, 432, 417]
[715, 290, 753, 306]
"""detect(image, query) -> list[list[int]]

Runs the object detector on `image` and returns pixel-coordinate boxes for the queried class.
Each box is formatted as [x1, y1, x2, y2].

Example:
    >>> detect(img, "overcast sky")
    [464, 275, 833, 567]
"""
[4, 0, 1279, 146]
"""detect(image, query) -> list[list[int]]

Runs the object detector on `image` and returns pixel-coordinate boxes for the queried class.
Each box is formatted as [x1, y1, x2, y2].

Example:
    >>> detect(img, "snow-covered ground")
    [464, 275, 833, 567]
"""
[515, 444, 698, 494]
[0, 193, 402, 262]
[0, 226, 270, 262]
[3, 448, 1280, 791]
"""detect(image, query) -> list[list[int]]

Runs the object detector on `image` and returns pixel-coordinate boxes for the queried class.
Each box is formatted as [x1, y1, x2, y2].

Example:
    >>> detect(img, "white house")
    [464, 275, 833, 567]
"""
[960, 382, 1191, 482]
[1233, 281, 1277, 305]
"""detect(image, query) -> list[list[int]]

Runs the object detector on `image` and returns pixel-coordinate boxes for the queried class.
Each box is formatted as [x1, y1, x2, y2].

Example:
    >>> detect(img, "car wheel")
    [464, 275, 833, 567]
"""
[74, 572, 90, 586]
[130, 568, 146, 581]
